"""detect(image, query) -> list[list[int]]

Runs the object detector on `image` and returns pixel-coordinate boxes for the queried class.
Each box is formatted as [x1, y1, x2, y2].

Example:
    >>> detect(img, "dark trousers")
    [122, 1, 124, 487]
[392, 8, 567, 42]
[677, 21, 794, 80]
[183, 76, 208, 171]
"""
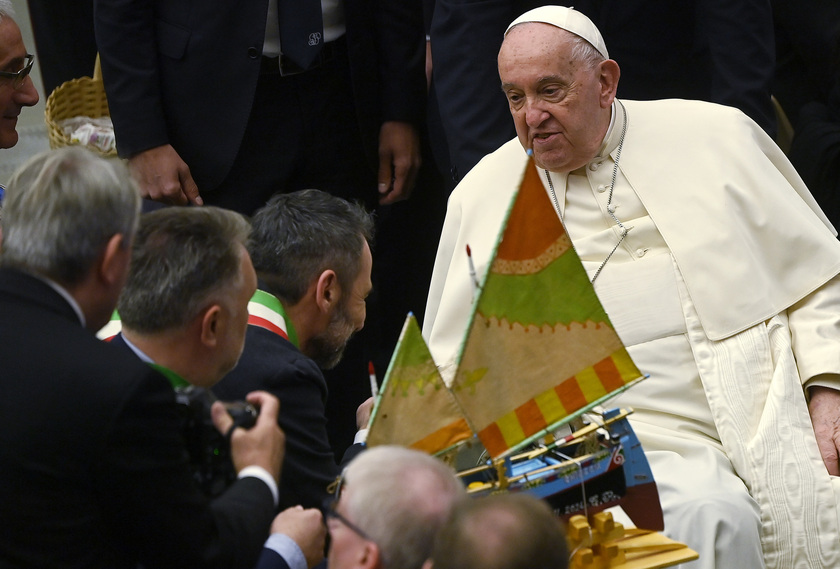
[26, 0, 98, 95]
[203, 37, 377, 215]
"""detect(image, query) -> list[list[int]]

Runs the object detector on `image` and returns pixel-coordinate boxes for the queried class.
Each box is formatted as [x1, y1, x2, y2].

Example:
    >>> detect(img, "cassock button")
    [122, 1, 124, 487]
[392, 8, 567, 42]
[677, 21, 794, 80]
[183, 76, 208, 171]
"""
[636, 248, 647, 258]
[597, 184, 607, 193]
[589, 161, 601, 171]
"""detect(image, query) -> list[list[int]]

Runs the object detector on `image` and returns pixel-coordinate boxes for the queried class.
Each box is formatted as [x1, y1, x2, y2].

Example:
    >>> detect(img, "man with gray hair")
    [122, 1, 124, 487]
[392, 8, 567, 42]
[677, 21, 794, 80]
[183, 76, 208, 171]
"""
[0, 0, 39, 150]
[114, 206, 256, 390]
[110, 206, 260, 497]
[111, 204, 327, 568]
[424, 493, 569, 569]
[323, 445, 466, 569]
[0, 147, 284, 568]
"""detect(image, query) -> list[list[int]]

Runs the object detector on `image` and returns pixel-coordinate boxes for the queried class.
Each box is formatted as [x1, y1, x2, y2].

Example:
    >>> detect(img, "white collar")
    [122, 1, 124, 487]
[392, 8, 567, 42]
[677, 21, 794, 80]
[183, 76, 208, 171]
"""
[41, 277, 86, 328]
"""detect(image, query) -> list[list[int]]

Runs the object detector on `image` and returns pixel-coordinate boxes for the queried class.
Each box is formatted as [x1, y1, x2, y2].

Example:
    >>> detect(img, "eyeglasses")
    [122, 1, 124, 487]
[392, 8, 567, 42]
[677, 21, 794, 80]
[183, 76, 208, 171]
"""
[323, 470, 376, 544]
[323, 499, 376, 543]
[0, 54, 34, 90]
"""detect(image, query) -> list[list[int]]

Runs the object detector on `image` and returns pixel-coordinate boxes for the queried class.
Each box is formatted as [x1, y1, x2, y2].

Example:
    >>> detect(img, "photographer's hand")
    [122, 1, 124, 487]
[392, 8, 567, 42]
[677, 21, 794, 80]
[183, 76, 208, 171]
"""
[211, 391, 285, 483]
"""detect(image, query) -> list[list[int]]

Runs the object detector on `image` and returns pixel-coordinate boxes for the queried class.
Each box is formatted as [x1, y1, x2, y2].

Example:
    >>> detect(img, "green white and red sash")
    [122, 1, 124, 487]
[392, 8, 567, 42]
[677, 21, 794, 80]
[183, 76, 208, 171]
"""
[98, 289, 298, 348]
[248, 289, 299, 348]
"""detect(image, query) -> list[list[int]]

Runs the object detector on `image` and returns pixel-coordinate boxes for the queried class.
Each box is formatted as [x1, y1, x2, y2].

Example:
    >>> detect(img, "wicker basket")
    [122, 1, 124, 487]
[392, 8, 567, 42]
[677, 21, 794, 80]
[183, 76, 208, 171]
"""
[44, 55, 116, 157]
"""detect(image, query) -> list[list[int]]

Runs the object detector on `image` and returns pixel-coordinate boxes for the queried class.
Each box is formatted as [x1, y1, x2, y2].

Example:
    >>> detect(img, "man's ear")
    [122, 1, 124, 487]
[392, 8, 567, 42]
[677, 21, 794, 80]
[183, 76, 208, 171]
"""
[315, 269, 340, 314]
[598, 59, 620, 108]
[199, 304, 224, 348]
[359, 541, 382, 569]
[99, 233, 131, 287]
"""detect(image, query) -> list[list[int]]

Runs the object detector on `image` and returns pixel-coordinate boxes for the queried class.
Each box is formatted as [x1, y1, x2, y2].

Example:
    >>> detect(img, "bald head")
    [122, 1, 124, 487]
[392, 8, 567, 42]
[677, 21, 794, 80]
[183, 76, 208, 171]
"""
[429, 493, 569, 569]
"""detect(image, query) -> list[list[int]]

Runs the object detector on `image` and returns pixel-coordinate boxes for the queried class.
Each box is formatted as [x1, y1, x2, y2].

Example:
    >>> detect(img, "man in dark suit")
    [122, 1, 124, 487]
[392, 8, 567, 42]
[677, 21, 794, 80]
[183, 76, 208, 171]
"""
[94, 0, 428, 462]
[113, 206, 257, 393]
[25, 0, 97, 95]
[112, 204, 327, 568]
[93, 0, 426, 213]
[214, 190, 374, 520]
[0, 147, 284, 569]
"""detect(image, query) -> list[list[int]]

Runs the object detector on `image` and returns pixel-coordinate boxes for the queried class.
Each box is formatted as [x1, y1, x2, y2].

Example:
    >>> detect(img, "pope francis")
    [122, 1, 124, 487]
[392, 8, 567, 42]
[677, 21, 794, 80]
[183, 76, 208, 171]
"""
[423, 6, 840, 569]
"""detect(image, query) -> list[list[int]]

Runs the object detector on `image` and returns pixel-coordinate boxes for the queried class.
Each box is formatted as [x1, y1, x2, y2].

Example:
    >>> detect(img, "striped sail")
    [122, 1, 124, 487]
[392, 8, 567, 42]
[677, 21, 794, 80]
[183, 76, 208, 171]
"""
[451, 162, 642, 458]
[366, 314, 473, 453]
[367, 161, 642, 458]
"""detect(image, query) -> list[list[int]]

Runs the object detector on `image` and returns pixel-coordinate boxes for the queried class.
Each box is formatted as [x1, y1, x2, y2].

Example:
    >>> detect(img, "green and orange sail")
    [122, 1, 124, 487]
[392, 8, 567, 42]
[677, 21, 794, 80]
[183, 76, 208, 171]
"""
[368, 160, 642, 458]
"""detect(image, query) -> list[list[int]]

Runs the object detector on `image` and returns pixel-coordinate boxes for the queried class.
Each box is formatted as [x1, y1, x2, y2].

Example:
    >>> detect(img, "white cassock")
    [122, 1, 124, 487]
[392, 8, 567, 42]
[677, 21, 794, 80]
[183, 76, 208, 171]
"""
[424, 99, 840, 568]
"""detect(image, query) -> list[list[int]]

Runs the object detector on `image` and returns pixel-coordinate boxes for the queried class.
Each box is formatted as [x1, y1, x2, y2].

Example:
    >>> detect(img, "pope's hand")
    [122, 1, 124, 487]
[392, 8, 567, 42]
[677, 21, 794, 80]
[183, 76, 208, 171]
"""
[808, 386, 840, 475]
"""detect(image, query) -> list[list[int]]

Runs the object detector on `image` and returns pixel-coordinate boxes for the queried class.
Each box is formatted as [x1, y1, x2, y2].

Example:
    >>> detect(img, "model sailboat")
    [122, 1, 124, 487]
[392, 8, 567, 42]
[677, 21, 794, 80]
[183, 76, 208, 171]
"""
[367, 161, 662, 531]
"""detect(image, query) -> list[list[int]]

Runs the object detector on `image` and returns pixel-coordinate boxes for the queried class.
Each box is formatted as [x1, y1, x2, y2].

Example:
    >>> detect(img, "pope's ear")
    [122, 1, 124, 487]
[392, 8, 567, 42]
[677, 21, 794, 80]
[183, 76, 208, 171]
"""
[315, 269, 340, 313]
[598, 59, 620, 107]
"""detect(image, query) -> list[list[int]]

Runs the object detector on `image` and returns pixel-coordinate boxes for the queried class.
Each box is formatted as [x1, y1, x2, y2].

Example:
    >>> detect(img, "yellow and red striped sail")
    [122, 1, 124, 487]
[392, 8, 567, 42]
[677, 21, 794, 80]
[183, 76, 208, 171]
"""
[366, 314, 473, 453]
[367, 160, 642, 458]
[451, 164, 641, 457]
[453, 163, 641, 457]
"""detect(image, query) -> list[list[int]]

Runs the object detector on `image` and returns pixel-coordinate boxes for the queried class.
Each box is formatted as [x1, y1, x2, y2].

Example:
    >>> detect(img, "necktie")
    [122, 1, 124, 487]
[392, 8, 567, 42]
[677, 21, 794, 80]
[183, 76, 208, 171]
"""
[277, 0, 324, 70]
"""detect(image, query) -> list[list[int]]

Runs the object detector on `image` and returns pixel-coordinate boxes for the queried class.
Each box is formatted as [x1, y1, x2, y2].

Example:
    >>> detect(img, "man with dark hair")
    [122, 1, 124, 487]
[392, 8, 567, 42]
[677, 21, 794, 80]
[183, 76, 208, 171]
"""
[214, 189, 375, 513]
[425, 494, 569, 569]
[0, 147, 284, 568]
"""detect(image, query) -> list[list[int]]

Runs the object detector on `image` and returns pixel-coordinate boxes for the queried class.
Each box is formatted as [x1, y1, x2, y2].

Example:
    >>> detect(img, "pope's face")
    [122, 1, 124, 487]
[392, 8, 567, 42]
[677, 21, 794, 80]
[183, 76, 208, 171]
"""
[498, 23, 615, 173]
[0, 18, 39, 149]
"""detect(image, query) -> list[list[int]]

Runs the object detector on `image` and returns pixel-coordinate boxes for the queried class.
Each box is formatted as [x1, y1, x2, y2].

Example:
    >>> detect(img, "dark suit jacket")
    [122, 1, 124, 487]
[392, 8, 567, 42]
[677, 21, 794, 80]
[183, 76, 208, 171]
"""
[0, 269, 275, 569]
[94, 0, 426, 191]
[213, 325, 363, 511]
[254, 548, 292, 569]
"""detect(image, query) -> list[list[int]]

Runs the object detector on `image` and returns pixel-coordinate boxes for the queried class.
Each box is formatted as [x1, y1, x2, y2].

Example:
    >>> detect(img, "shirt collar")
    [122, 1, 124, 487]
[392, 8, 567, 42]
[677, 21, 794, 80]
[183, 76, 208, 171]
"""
[121, 333, 190, 389]
[41, 277, 86, 328]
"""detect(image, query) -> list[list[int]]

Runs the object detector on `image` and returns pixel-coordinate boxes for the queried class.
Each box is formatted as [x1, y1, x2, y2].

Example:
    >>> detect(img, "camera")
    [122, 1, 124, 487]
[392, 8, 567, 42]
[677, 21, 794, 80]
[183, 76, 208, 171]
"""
[173, 386, 257, 497]
[223, 400, 258, 430]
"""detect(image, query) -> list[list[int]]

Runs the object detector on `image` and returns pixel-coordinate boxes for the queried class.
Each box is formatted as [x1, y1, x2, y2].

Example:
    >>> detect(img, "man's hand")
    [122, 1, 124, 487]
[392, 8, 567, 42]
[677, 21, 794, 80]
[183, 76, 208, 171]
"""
[377, 121, 421, 205]
[128, 144, 203, 206]
[808, 386, 840, 475]
[212, 390, 285, 482]
[271, 506, 326, 569]
[356, 397, 374, 430]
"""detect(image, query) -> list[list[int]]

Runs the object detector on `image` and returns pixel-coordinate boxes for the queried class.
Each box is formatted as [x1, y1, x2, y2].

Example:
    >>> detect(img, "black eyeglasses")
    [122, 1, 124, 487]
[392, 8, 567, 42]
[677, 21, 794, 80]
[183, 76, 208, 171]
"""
[0, 54, 34, 90]
[324, 470, 376, 544]
[323, 499, 376, 542]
